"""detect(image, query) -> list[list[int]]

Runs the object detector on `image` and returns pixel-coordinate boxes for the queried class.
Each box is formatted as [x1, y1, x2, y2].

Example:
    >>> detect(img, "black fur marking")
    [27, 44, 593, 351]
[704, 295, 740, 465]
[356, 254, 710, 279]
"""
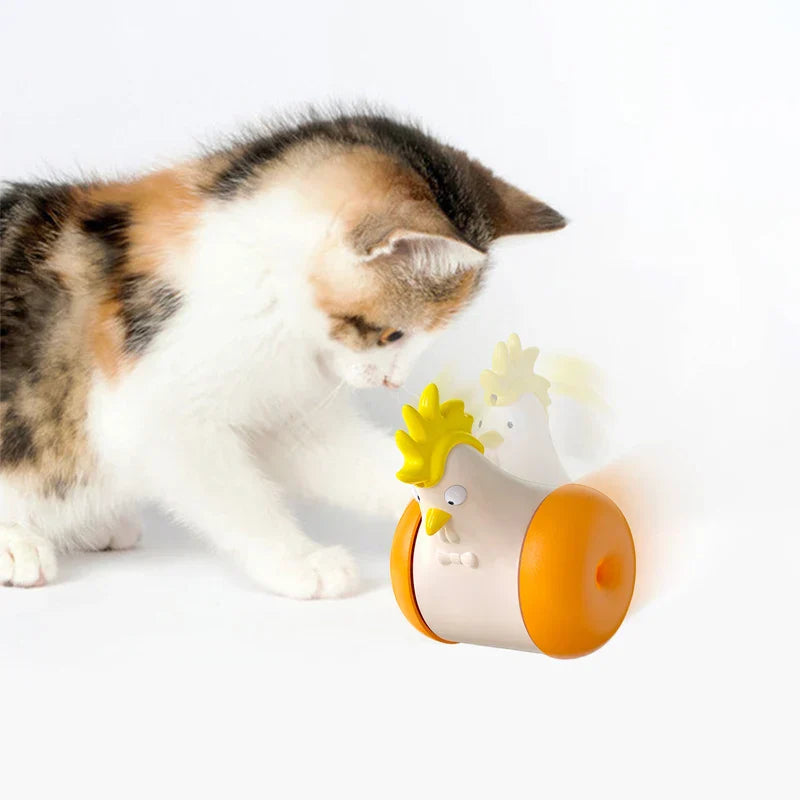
[42, 476, 71, 500]
[208, 114, 497, 249]
[531, 205, 567, 232]
[0, 182, 72, 404]
[0, 184, 31, 240]
[43, 358, 75, 426]
[80, 203, 179, 356]
[116, 274, 182, 355]
[0, 408, 37, 465]
[337, 314, 383, 339]
[81, 203, 131, 277]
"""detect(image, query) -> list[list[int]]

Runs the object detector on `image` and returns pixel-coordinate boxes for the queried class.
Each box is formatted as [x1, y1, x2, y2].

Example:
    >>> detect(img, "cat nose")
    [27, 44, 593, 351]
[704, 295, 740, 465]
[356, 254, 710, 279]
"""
[382, 377, 401, 390]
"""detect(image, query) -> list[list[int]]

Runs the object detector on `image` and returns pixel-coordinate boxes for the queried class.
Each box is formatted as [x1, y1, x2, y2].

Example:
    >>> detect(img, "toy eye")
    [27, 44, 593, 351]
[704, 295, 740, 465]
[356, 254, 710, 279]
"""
[477, 420, 482, 429]
[507, 420, 514, 429]
[414, 490, 421, 502]
[444, 485, 467, 506]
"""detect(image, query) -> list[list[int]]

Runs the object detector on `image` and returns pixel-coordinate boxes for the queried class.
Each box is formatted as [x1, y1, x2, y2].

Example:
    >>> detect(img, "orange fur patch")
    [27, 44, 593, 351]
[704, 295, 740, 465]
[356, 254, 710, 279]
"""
[82, 166, 202, 278]
[89, 299, 125, 379]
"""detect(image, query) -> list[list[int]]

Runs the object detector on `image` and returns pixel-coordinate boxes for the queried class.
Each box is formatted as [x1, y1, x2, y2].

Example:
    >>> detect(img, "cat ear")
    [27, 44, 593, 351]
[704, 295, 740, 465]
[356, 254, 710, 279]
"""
[482, 170, 567, 239]
[361, 228, 487, 276]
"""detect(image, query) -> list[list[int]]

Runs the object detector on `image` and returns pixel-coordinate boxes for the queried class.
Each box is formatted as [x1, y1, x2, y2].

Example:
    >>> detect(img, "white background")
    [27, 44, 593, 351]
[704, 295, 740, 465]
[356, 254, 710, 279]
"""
[2, 1, 798, 797]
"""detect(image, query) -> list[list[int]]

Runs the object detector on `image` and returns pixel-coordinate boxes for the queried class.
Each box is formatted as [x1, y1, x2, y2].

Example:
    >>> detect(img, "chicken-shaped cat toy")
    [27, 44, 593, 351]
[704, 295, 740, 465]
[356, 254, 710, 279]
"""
[390, 384, 635, 657]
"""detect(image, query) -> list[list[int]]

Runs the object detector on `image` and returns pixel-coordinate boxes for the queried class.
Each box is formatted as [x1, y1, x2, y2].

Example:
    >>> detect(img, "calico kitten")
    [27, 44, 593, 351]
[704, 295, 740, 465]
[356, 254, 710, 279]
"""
[0, 112, 565, 597]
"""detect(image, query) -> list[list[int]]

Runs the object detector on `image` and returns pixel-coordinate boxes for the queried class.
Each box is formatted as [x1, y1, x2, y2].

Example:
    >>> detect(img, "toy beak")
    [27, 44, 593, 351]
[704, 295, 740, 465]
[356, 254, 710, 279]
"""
[479, 430, 504, 449]
[425, 507, 452, 536]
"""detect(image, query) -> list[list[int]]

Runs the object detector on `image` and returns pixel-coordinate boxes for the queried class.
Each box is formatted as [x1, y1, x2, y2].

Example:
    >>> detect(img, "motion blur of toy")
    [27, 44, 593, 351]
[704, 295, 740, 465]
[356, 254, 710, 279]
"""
[436, 334, 610, 483]
[475, 333, 570, 484]
[389, 336, 635, 658]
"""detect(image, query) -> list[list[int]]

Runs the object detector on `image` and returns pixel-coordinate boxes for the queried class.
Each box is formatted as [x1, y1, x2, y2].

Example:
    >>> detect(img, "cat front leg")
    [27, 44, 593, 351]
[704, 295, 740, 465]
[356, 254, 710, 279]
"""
[153, 424, 358, 599]
[259, 396, 411, 519]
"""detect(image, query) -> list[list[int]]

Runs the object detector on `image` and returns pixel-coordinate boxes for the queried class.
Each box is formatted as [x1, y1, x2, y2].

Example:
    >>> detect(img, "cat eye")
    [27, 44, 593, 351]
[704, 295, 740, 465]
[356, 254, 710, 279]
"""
[378, 328, 404, 346]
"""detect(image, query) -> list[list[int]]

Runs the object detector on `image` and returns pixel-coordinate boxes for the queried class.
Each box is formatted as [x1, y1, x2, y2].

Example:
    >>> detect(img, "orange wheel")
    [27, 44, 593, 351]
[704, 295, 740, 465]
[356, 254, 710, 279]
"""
[390, 500, 453, 644]
[519, 484, 635, 658]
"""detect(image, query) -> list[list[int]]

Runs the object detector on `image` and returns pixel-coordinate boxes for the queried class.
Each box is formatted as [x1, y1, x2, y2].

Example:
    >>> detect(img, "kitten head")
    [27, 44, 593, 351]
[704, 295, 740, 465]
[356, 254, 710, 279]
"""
[312, 217, 489, 389]
[300, 118, 565, 389]
[215, 114, 566, 389]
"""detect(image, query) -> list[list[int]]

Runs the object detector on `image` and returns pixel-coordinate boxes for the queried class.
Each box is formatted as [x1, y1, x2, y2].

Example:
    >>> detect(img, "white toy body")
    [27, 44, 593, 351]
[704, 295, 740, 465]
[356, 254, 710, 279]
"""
[412, 444, 551, 651]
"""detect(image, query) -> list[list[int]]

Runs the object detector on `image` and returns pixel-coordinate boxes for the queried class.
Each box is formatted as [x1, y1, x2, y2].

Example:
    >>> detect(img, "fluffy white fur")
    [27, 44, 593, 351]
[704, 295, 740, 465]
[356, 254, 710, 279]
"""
[0, 181, 484, 595]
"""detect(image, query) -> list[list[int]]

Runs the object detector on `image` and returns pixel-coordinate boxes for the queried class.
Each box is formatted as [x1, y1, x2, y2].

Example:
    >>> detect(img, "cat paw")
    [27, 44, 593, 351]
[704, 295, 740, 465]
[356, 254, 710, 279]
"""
[302, 546, 360, 598]
[0, 527, 58, 587]
[245, 545, 360, 600]
[84, 517, 142, 551]
[106, 517, 142, 550]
